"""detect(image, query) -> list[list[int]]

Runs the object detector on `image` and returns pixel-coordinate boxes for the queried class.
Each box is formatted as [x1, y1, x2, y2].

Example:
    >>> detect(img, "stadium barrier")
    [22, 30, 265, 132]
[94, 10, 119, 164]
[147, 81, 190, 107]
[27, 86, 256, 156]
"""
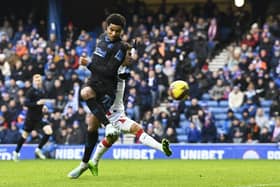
[1, 144, 280, 160]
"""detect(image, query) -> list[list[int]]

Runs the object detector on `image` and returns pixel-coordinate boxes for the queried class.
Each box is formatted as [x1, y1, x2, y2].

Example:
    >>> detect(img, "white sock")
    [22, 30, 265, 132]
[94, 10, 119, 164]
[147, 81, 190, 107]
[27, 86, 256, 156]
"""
[80, 161, 88, 169]
[139, 132, 163, 152]
[92, 141, 109, 165]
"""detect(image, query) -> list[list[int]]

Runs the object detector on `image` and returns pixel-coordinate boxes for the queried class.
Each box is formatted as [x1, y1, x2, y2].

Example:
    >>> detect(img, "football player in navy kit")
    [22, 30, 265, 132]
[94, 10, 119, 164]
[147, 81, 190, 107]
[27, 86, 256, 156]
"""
[12, 74, 53, 161]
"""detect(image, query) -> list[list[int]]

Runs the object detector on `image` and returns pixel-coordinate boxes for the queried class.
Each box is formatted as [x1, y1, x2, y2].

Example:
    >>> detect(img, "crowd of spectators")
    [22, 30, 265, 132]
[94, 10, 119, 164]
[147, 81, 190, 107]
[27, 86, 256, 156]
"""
[0, 0, 280, 146]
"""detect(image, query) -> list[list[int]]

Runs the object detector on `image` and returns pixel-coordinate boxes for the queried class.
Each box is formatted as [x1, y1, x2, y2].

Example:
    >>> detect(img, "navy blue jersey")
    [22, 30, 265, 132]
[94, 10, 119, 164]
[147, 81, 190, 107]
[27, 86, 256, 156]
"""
[24, 87, 45, 120]
[87, 33, 128, 95]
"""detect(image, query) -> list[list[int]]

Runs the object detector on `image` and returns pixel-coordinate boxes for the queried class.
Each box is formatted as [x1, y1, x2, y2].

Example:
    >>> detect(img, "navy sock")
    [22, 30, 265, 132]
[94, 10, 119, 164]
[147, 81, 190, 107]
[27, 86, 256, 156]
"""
[38, 134, 50, 149]
[82, 131, 98, 163]
[15, 137, 26, 153]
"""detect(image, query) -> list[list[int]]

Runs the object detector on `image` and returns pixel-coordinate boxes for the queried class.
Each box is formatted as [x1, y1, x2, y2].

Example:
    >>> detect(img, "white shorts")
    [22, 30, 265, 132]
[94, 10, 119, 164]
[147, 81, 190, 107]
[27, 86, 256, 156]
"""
[107, 110, 136, 133]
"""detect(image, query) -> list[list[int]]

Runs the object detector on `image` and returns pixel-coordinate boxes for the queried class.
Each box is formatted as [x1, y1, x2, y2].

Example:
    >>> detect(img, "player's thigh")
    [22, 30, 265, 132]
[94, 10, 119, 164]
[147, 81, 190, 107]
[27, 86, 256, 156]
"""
[41, 122, 53, 135]
[23, 118, 37, 133]
[117, 116, 140, 134]
[40, 121, 53, 135]
[105, 135, 119, 145]
[86, 113, 100, 132]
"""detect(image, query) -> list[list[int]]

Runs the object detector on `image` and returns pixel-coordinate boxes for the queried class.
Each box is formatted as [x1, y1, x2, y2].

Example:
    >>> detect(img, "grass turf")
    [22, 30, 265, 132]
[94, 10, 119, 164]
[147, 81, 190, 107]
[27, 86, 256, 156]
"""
[0, 160, 279, 187]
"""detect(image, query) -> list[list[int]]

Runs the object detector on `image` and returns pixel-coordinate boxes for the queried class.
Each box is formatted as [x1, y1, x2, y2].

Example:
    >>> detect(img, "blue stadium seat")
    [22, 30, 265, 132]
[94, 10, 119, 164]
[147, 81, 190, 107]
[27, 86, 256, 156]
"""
[235, 113, 242, 120]
[176, 128, 185, 135]
[215, 120, 225, 128]
[198, 100, 207, 106]
[214, 113, 228, 120]
[206, 100, 218, 107]
[209, 107, 226, 113]
[263, 107, 270, 114]
[261, 100, 272, 107]
[202, 93, 211, 100]
[180, 113, 186, 121]
[219, 100, 228, 107]
[184, 100, 191, 106]
[16, 80, 25, 88]
[177, 135, 188, 143]
[179, 120, 190, 129]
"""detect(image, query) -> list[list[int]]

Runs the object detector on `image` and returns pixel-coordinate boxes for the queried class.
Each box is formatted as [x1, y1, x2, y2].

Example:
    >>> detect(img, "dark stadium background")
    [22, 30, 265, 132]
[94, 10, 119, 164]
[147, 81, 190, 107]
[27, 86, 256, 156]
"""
[0, 0, 278, 30]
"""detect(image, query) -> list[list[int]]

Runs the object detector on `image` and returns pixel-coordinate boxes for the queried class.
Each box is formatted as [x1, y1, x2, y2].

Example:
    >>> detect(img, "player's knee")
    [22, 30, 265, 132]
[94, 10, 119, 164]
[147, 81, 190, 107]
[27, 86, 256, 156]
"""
[87, 123, 99, 132]
[22, 131, 29, 139]
[130, 123, 142, 135]
[80, 88, 89, 100]
[101, 138, 113, 147]
[43, 125, 53, 135]
[132, 125, 144, 140]
[105, 136, 118, 145]
[80, 87, 95, 100]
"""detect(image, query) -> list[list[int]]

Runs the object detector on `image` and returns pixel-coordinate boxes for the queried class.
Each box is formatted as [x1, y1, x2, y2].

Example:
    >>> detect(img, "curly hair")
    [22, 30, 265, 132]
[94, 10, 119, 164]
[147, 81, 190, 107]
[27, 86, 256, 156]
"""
[105, 13, 126, 29]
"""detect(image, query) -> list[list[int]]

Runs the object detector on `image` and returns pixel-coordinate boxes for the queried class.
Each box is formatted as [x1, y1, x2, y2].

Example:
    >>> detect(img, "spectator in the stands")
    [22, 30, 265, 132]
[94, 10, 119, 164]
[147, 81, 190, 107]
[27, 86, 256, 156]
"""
[272, 117, 280, 143]
[168, 105, 180, 128]
[54, 119, 68, 144]
[147, 69, 159, 106]
[270, 99, 280, 117]
[209, 79, 226, 102]
[241, 98, 258, 117]
[265, 80, 279, 100]
[201, 116, 217, 143]
[152, 120, 164, 142]
[187, 122, 201, 143]
[0, 53, 11, 78]
[259, 126, 272, 143]
[241, 33, 257, 48]
[228, 85, 244, 111]
[67, 120, 84, 145]
[162, 59, 175, 84]
[228, 118, 245, 143]
[184, 98, 202, 120]
[163, 127, 178, 143]
[2, 121, 20, 144]
[187, 74, 201, 99]
[155, 64, 169, 102]
[245, 117, 261, 143]
[138, 80, 153, 115]
[244, 82, 259, 105]
[222, 109, 236, 134]
[255, 108, 269, 129]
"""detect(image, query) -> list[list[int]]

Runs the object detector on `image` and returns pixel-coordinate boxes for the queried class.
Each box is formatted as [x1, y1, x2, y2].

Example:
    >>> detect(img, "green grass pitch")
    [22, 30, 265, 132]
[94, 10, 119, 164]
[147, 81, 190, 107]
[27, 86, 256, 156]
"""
[0, 160, 280, 187]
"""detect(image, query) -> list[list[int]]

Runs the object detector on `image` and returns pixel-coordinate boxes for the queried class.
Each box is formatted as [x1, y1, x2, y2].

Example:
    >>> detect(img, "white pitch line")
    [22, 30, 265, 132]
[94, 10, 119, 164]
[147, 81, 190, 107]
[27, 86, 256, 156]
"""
[235, 183, 280, 187]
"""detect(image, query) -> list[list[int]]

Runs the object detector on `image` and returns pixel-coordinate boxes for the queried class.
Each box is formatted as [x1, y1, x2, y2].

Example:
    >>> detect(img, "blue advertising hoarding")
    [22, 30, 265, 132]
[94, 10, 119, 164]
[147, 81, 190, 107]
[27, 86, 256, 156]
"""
[1, 144, 280, 160]
[0, 144, 37, 160]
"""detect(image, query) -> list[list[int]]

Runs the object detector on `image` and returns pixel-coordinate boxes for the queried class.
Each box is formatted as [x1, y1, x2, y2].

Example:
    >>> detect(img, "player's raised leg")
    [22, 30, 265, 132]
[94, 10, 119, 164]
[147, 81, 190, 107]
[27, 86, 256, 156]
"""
[88, 119, 172, 176]
[131, 121, 172, 157]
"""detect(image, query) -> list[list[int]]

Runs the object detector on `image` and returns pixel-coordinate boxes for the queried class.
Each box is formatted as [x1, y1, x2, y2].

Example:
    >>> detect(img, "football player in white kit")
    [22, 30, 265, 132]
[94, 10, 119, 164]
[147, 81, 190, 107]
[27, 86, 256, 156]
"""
[68, 48, 172, 179]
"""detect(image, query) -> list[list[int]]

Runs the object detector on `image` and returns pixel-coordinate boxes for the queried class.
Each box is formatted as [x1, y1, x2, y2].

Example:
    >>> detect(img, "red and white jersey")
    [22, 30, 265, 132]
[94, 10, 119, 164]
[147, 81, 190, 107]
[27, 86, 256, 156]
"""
[106, 66, 126, 122]
[106, 66, 137, 133]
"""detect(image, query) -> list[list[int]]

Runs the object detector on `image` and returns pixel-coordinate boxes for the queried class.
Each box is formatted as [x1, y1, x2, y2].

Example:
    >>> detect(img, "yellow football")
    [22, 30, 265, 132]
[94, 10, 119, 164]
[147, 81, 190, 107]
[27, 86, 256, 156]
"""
[168, 80, 189, 100]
